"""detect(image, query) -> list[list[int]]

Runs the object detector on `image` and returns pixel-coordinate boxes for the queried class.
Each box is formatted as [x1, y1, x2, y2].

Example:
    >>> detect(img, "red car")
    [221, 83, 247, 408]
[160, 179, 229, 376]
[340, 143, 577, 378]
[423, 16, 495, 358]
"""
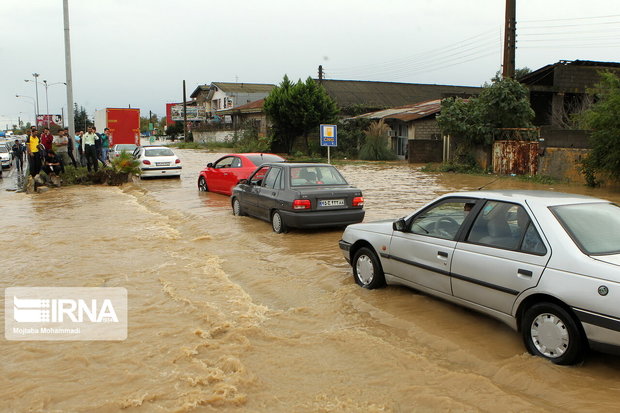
[198, 153, 286, 195]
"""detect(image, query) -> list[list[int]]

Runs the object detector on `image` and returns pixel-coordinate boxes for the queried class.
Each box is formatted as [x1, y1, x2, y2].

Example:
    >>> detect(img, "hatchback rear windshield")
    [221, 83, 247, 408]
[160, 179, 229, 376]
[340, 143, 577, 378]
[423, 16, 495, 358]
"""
[290, 166, 348, 186]
[245, 154, 285, 165]
[145, 148, 174, 157]
[551, 202, 620, 255]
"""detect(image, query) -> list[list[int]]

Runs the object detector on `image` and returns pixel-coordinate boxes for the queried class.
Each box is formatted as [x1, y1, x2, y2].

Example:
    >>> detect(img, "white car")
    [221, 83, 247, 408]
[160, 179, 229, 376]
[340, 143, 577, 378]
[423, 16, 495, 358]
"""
[0, 145, 12, 168]
[340, 190, 620, 365]
[133, 146, 181, 178]
[109, 144, 138, 159]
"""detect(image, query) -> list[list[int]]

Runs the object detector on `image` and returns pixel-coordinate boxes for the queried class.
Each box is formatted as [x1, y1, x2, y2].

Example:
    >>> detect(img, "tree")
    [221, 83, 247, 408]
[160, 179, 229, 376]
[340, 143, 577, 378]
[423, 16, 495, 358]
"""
[579, 71, 620, 181]
[166, 121, 184, 138]
[437, 77, 534, 147]
[264, 75, 338, 154]
[74, 104, 93, 132]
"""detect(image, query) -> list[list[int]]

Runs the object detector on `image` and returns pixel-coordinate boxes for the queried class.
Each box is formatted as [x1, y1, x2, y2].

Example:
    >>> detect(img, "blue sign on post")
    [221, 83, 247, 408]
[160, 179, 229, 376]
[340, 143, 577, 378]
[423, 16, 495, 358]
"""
[320, 124, 337, 146]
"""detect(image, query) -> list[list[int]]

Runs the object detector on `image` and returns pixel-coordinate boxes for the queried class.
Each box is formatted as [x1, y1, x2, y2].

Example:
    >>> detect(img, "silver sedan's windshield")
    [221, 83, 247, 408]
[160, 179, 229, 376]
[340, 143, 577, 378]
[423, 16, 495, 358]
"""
[552, 202, 620, 255]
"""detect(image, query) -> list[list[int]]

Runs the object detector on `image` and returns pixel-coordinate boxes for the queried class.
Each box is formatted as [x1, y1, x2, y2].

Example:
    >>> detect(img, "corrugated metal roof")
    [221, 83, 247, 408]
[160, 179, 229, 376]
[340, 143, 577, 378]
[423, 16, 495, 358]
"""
[352, 99, 442, 122]
[318, 79, 480, 108]
[212, 82, 275, 94]
[217, 99, 265, 115]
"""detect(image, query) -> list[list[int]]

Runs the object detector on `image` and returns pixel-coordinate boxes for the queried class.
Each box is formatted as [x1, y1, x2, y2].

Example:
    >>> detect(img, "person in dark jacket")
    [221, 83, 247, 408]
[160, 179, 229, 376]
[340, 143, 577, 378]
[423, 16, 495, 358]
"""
[11, 139, 25, 173]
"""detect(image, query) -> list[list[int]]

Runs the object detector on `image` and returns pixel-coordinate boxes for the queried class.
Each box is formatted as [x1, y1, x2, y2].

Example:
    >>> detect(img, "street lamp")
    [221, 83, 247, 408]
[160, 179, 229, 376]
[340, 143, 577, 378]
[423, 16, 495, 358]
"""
[16, 95, 36, 128]
[25, 74, 41, 125]
[42, 80, 66, 128]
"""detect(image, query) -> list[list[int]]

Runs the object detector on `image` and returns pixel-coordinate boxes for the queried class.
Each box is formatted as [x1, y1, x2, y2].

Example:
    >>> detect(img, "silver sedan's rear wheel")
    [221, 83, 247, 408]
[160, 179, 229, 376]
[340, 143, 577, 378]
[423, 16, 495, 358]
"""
[352, 247, 385, 289]
[271, 210, 287, 233]
[198, 176, 208, 192]
[522, 302, 584, 365]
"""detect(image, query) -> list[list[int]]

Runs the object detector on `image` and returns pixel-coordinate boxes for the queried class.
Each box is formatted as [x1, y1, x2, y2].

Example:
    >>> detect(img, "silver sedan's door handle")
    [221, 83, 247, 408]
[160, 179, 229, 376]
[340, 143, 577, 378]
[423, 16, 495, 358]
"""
[518, 269, 533, 277]
[438, 251, 449, 258]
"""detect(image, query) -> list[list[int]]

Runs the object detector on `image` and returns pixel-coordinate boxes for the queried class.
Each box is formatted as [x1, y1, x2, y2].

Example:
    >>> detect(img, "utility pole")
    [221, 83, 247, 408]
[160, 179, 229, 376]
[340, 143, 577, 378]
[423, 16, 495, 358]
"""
[182, 80, 188, 141]
[31, 73, 41, 126]
[318, 65, 323, 84]
[502, 0, 516, 79]
[63, 0, 76, 144]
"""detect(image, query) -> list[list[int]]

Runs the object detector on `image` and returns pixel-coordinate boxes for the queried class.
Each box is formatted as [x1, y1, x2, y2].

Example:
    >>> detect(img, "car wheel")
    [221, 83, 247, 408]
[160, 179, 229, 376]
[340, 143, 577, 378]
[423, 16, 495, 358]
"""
[198, 176, 208, 192]
[232, 198, 246, 216]
[522, 302, 585, 365]
[352, 247, 385, 289]
[271, 210, 287, 233]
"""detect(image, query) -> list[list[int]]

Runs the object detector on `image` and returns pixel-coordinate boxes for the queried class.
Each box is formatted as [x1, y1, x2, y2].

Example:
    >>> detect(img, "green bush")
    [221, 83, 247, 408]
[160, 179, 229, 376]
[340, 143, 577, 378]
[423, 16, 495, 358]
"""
[359, 120, 397, 161]
[234, 126, 273, 153]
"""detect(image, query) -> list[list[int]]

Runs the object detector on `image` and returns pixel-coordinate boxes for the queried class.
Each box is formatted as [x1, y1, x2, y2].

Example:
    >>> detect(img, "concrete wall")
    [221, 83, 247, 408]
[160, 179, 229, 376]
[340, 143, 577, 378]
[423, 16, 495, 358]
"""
[408, 139, 442, 163]
[538, 147, 588, 183]
[541, 127, 589, 149]
[193, 130, 235, 143]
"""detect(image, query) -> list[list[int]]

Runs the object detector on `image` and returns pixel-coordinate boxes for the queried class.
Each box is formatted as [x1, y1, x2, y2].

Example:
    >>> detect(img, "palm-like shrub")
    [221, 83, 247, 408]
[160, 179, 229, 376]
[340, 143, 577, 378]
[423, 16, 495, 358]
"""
[359, 120, 397, 160]
[111, 151, 141, 176]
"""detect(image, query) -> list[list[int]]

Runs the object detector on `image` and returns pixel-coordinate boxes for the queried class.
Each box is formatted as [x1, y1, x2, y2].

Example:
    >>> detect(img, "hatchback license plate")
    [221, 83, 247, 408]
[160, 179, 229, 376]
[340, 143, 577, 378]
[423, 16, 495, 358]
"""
[156, 162, 170, 166]
[319, 199, 345, 207]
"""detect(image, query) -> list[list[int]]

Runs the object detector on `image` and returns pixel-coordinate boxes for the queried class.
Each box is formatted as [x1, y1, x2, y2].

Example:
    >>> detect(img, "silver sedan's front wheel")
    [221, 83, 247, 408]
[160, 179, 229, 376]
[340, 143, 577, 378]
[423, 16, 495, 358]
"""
[522, 302, 584, 365]
[352, 247, 385, 289]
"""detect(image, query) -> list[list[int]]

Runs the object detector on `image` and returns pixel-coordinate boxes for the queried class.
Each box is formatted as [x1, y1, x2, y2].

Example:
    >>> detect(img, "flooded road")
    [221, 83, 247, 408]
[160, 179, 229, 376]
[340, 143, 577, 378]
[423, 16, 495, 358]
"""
[2, 149, 620, 412]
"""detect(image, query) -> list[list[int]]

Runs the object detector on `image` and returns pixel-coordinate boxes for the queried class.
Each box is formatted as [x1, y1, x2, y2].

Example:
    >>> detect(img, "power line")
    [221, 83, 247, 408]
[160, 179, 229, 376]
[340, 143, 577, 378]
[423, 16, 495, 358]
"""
[520, 14, 620, 23]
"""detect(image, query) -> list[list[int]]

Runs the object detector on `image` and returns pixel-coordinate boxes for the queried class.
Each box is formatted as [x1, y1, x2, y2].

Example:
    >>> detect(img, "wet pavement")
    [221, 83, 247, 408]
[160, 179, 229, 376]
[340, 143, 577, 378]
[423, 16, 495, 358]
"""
[2, 148, 620, 412]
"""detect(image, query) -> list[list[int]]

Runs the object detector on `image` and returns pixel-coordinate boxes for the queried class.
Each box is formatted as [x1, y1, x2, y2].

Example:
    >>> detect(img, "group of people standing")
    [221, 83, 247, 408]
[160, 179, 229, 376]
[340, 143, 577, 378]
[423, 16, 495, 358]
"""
[15, 125, 112, 186]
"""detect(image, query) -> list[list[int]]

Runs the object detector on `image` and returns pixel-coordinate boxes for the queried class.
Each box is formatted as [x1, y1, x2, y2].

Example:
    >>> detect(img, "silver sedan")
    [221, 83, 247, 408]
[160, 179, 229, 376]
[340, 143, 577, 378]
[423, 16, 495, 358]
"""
[339, 190, 620, 365]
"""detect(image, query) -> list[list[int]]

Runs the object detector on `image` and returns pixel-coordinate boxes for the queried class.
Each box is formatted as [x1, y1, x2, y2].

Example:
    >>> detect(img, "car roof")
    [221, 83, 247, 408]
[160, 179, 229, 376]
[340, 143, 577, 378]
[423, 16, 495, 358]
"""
[218, 152, 283, 157]
[445, 190, 607, 207]
[258, 162, 334, 168]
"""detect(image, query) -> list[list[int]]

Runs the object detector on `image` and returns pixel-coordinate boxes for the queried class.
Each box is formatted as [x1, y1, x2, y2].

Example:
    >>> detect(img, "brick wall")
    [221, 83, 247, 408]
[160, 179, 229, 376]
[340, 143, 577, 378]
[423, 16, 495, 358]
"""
[412, 118, 441, 139]
[555, 65, 620, 91]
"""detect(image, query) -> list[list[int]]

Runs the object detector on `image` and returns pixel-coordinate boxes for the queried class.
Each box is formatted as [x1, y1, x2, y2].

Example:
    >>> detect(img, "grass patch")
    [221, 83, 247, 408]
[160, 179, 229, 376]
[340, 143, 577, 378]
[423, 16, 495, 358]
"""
[421, 162, 486, 174]
[61, 166, 132, 186]
[516, 174, 563, 185]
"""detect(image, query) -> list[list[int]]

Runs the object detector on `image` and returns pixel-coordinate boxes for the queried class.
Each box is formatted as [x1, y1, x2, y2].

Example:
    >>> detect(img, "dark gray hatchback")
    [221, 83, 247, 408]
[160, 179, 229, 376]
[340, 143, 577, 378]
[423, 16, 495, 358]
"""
[231, 163, 365, 233]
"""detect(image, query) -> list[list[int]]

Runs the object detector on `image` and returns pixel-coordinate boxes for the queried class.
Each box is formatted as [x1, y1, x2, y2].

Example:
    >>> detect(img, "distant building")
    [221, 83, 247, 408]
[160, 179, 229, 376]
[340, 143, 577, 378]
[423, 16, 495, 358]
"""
[217, 99, 268, 136]
[190, 82, 275, 116]
[317, 79, 480, 112]
[520, 60, 620, 127]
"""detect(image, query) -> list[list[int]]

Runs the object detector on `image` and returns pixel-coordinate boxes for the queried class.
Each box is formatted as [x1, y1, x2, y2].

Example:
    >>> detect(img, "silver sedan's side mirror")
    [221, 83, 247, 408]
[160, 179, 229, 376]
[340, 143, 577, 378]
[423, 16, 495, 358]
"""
[393, 218, 407, 232]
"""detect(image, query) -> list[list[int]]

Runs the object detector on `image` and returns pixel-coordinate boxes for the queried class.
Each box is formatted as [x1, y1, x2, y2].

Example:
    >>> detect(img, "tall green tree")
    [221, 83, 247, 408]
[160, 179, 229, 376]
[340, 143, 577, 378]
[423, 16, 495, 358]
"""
[264, 75, 338, 154]
[73, 104, 93, 132]
[580, 71, 620, 181]
[437, 77, 534, 147]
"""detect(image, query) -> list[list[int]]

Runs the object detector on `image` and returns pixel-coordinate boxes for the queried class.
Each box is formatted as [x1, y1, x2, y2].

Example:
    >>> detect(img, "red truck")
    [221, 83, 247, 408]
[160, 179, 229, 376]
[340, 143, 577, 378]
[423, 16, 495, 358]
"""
[94, 108, 140, 146]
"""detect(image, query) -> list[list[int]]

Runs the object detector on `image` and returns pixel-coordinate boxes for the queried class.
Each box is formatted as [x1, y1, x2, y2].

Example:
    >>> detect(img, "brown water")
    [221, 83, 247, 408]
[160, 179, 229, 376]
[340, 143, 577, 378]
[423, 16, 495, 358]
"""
[2, 149, 620, 412]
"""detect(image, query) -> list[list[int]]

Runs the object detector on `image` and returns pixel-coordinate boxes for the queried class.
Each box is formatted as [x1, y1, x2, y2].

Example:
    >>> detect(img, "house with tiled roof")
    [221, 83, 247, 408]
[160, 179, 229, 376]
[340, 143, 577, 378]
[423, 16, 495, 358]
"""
[217, 99, 268, 135]
[353, 99, 444, 161]
[190, 82, 275, 116]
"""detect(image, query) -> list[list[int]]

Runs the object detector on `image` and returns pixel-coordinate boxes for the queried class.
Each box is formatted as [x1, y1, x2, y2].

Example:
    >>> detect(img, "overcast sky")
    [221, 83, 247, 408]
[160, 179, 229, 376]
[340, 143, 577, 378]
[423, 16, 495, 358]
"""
[1, 0, 619, 127]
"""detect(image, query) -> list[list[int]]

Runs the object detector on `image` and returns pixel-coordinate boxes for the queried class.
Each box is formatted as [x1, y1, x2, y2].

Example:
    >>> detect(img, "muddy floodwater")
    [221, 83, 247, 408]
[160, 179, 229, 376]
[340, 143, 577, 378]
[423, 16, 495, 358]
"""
[2, 148, 620, 412]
